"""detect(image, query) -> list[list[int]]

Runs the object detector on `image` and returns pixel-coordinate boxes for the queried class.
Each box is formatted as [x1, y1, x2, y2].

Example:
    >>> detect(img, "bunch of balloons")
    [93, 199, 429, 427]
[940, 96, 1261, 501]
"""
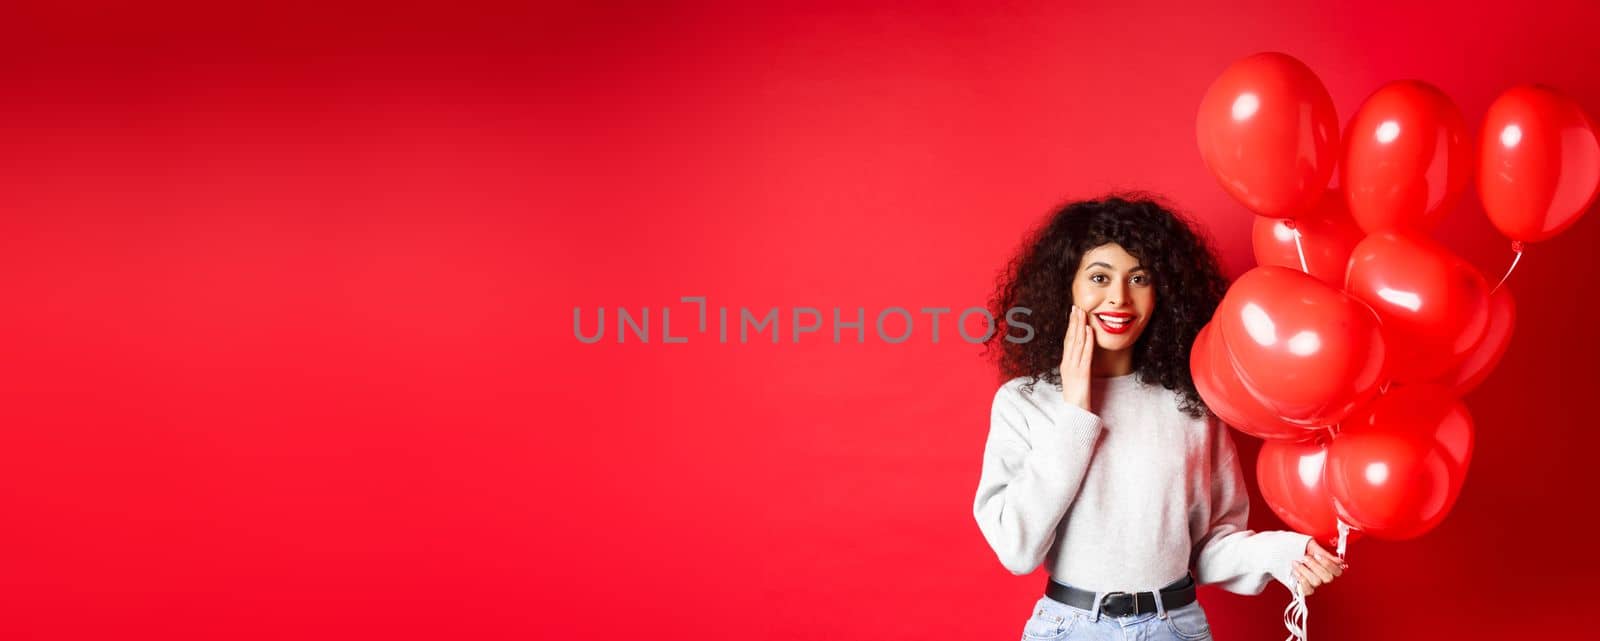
[1193, 52, 1600, 550]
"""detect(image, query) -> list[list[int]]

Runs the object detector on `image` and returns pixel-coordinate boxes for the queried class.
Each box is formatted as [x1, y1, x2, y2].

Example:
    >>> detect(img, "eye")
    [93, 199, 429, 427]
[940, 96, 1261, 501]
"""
[1131, 274, 1150, 285]
[1089, 273, 1109, 284]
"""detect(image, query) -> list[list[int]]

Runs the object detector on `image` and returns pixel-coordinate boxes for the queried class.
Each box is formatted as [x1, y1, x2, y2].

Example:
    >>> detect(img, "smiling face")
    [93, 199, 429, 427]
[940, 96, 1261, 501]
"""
[1071, 243, 1158, 352]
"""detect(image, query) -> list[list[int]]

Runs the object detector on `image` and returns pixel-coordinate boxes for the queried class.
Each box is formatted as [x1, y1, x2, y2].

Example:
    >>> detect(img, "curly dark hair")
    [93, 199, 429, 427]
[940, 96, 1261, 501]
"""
[982, 194, 1229, 418]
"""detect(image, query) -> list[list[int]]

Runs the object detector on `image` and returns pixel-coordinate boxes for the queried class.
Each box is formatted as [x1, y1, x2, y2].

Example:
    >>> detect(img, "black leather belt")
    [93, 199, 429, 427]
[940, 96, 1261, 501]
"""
[1044, 574, 1196, 618]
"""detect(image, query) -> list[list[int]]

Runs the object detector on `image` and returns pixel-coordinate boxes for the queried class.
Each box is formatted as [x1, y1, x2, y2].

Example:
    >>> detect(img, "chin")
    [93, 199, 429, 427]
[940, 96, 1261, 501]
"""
[1096, 337, 1138, 351]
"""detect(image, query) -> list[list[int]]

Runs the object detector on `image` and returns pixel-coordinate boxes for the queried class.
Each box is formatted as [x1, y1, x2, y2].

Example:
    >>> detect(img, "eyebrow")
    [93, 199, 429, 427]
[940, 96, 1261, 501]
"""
[1085, 262, 1147, 272]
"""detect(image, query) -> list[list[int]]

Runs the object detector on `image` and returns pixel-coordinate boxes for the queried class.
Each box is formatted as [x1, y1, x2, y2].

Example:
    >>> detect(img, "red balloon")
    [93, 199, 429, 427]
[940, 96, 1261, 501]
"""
[1478, 85, 1600, 243]
[1252, 189, 1364, 287]
[1346, 384, 1473, 475]
[1216, 266, 1386, 426]
[1258, 438, 1343, 548]
[1343, 81, 1472, 235]
[1434, 286, 1516, 395]
[1326, 385, 1473, 540]
[1345, 232, 1491, 384]
[1191, 324, 1316, 442]
[1197, 52, 1340, 219]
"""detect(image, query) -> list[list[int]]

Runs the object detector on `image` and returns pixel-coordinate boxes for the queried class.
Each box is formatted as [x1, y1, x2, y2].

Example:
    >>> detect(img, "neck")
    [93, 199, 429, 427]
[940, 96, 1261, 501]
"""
[1091, 348, 1134, 378]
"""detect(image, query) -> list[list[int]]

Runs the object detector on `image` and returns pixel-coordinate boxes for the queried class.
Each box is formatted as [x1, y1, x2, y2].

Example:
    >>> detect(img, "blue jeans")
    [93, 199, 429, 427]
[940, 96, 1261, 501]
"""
[1019, 590, 1213, 641]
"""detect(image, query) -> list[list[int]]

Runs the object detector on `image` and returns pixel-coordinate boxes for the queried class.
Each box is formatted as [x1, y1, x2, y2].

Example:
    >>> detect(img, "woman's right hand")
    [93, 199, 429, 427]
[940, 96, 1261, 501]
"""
[1061, 305, 1094, 410]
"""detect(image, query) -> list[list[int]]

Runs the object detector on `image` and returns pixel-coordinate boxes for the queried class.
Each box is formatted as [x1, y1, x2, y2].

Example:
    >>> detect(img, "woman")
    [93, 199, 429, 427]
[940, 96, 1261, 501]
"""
[973, 196, 1345, 641]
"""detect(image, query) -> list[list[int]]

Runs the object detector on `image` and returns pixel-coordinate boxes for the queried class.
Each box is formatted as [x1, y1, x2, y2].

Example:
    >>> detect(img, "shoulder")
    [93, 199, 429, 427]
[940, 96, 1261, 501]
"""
[995, 373, 1057, 407]
[988, 375, 1062, 429]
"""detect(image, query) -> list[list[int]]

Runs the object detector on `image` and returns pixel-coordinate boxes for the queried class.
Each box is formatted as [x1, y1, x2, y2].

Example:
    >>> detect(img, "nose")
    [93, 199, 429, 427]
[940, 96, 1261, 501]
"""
[1107, 281, 1128, 307]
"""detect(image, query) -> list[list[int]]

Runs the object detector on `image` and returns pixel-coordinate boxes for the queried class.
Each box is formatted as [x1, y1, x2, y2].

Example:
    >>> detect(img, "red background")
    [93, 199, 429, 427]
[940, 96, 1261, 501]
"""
[1, 1, 1596, 639]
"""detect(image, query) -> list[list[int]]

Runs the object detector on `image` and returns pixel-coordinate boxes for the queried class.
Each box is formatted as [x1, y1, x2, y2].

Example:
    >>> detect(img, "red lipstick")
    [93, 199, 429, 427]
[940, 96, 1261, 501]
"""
[1093, 311, 1135, 335]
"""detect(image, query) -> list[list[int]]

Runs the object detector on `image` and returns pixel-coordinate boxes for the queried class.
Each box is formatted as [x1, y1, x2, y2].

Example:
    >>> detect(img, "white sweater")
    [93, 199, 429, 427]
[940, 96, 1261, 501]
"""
[972, 371, 1310, 594]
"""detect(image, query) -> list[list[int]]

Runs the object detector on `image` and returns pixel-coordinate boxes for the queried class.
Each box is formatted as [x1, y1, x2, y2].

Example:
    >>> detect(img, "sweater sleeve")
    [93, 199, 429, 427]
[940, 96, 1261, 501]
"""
[972, 382, 1104, 575]
[1191, 417, 1312, 595]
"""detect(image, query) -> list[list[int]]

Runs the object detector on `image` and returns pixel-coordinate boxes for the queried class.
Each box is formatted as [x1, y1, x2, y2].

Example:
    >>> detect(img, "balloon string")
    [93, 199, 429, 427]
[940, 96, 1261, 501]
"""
[1281, 520, 1354, 640]
[1491, 241, 1524, 294]
[1288, 220, 1310, 274]
[1283, 582, 1309, 641]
